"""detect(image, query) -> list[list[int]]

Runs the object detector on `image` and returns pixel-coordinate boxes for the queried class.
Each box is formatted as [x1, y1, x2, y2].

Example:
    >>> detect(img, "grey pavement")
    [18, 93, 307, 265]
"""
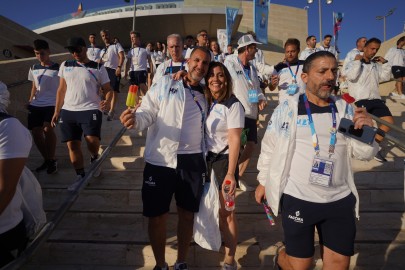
[21, 86, 405, 270]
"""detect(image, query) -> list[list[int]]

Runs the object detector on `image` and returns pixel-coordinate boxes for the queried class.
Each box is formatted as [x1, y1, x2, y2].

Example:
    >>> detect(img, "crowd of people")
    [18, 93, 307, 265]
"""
[0, 27, 404, 270]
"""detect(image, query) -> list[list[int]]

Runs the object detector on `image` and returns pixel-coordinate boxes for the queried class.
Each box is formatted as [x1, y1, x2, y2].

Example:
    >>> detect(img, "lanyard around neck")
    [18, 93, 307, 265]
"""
[37, 65, 51, 86]
[303, 94, 337, 157]
[187, 86, 205, 126]
[286, 61, 300, 81]
[237, 58, 253, 87]
[169, 60, 184, 74]
[76, 61, 100, 87]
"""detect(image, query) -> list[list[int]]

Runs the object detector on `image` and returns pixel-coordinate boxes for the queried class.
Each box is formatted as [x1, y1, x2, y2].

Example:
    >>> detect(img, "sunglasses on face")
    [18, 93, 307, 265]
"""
[68, 47, 82, 54]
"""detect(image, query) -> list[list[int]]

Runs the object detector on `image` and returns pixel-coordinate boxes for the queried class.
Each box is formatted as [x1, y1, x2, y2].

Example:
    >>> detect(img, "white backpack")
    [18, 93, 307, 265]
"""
[17, 166, 47, 237]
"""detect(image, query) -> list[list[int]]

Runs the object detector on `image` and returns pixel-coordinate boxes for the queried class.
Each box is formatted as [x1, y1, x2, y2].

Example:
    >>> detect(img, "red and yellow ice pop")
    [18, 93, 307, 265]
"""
[126, 85, 138, 108]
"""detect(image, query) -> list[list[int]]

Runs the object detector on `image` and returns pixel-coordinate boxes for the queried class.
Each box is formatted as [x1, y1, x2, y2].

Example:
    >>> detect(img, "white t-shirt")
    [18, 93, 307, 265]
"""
[284, 97, 351, 203]
[152, 50, 166, 65]
[127, 47, 149, 72]
[272, 60, 306, 103]
[152, 59, 187, 84]
[178, 85, 205, 154]
[87, 45, 102, 62]
[28, 63, 59, 107]
[58, 60, 110, 111]
[205, 95, 245, 154]
[0, 117, 32, 234]
[100, 43, 124, 69]
[299, 47, 320, 60]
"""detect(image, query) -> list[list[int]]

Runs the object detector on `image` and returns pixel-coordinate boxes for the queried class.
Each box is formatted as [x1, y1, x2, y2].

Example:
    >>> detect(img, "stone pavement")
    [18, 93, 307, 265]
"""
[20, 86, 405, 270]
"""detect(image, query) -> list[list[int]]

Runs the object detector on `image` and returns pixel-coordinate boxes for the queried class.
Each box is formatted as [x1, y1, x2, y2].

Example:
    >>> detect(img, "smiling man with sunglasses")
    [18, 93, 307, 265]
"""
[51, 37, 113, 189]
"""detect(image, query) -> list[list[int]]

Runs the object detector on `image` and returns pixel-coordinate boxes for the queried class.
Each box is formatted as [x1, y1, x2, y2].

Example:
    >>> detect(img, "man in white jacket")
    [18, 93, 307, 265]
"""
[120, 47, 210, 270]
[384, 36, 405, 99]
[255, 51, 378, 270]
[224, 34, 267, 191]
[345, 37, 393, 162]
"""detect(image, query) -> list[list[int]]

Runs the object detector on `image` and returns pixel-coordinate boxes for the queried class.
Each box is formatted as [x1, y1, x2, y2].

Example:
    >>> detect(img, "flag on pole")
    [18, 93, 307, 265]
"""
[333, 12, 344, 53]
[72, 2, 86, 18]
[226, 6, 239, 45]
[253, 0, 270, 44]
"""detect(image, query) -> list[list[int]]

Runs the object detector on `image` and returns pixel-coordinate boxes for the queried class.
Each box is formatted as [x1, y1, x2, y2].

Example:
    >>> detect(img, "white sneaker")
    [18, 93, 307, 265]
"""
[399, 94, 405, 99]
[238, 179, 255, 192]
[223, 262, 237, 270]
[67, 175, 84, 191]
[391, 92, 400, 98]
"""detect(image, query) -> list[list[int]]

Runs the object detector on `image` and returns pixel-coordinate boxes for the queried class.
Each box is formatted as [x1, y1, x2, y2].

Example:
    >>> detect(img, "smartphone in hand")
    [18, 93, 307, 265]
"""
[338, 118, 377, 145]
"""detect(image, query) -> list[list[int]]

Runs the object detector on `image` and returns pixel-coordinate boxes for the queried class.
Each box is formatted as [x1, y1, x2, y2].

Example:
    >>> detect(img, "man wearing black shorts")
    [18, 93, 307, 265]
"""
[385, 36, 405, 99]
[255, 51, 379, 270]
[51, 37, 113, 189]
[124, 31, 153, 97]
[100, 29, 125, 121]
[120, 47, 211, 270]
[346, 38, 393, 162]
[27, 39, 59, 174]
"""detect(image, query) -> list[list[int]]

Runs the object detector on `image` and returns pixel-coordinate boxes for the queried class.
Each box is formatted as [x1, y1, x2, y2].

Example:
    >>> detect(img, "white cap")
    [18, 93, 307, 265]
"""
[237, 34, 261, 49]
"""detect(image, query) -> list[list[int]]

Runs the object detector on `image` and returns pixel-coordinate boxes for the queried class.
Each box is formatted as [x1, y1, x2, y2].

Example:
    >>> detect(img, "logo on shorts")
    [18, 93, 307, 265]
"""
[93, 114, 97, 120]
[288, 210, 304, 223]
[145, 176, 156, 186]
[202, 172, 206, 183]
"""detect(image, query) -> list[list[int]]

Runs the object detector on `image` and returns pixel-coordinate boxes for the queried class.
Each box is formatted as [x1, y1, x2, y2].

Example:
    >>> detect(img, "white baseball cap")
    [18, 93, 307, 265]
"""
[237, 34, 262, 49]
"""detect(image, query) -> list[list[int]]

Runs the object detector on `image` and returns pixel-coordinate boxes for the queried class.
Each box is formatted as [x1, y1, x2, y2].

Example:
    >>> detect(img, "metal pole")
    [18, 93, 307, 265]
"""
[132, 0, 136, 31]
[318, 0, 322, 41]
[383, 16, 386, 41]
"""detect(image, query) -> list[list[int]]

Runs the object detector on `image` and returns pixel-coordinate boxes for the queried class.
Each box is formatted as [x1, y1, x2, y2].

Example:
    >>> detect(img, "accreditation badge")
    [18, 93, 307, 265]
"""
[309, 156, 335, 187]
[248, 89, 259, 103]
[287, 83, 298, 95]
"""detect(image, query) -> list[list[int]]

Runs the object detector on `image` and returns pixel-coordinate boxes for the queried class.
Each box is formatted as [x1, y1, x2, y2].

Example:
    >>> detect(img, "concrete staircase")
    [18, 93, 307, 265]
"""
[20, 89, 405, 270]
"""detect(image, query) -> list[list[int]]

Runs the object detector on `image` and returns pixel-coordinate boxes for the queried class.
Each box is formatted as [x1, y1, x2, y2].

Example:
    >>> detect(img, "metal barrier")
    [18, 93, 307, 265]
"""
[1, 126, 128, 270]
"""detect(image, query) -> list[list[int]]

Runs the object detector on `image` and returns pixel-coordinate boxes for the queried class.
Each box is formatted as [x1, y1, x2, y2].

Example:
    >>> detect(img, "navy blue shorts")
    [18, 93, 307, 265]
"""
[142, 153, 206, 217]
[244, 117, 258, 144]
[59, 109, 102, 142]
[129, 70, 147, 86]
[392, 66, 405, 79]
[106, 67, 120, 92]
[355, 99, 392, 118]
[27, 105, 55, 130]
[281, 193, 356, 258]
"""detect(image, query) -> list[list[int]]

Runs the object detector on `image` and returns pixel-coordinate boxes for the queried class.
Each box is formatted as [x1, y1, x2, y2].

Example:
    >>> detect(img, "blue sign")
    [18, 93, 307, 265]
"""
[254, 0, 270, 44]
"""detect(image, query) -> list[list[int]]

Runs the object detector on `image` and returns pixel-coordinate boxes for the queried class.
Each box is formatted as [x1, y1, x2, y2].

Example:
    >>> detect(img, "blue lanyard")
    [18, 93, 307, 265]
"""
[286, 61, 300, 82]
[169, 60, 184, 74]
[207, 100, 217, 116]
[37, 65, 50, 86]
[303, 94, 337, 157]
[237, 58, 253, 87]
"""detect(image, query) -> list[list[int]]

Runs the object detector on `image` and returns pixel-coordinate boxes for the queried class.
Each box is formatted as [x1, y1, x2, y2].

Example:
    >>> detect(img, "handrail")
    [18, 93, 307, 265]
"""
[1, 126, 128, 270]
[370, 114, 405, 136]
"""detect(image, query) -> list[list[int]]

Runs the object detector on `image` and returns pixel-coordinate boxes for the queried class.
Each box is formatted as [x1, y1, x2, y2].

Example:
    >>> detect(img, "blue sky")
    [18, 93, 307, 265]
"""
[1, 0, 404, 57]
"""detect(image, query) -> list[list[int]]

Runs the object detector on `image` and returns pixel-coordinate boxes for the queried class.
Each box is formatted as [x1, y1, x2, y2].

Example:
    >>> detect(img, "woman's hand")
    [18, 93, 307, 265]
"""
[255, 184, 266, 204]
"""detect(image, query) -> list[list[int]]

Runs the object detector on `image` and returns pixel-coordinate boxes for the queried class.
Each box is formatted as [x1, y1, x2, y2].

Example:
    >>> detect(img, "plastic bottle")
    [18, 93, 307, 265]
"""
[223, 179, 235, 211]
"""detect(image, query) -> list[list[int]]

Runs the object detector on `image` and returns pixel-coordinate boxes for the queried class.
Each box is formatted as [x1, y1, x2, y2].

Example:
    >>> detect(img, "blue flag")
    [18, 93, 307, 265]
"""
[226, 6, 239, 45]
[254, 0, 270, 44]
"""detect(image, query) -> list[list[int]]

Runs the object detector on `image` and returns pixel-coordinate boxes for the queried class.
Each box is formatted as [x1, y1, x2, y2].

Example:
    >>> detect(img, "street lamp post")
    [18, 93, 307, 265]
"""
[376, 8, 396, 42]
[307, 0, 333, 41]
[132, 0, 136, 31]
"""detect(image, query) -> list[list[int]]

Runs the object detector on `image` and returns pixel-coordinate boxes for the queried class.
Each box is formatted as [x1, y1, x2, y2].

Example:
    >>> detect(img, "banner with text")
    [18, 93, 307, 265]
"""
[226, 6, 239, 45]
[254, 0, 270, 44]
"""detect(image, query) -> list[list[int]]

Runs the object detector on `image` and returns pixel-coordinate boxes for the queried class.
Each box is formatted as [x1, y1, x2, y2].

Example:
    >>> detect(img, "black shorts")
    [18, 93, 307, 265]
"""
[142, 153, 206, 217]
[355, 99, 392, 118]
[106, 67, 120, 92]
[59, 109, 102, 142]
[0, 220, 28, 267]
[391, 66, 405, 79]
[281, 193, 356, 258]
[244, 117, 258, 144]
[27, 105, 55, 130]
[129, 70, 147, 86]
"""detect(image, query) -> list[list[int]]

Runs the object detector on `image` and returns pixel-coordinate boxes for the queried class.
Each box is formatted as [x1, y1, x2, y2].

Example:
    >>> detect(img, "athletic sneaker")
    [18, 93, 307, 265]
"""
[35, 161, 48, 172]
[67, 175, 84, 191]
[399, 94, 405, 99]
[374, 150, 387, 162]
[238, 179, 255, 192]
[47, 159, 58, 174]
[390, 92, 400, 98]
[153, 263, 168, 270]
[174, 262, 188, 270]
[223, 262, 237, 270]
[107, 111, 114, 121]
[90, 156, 102, 177]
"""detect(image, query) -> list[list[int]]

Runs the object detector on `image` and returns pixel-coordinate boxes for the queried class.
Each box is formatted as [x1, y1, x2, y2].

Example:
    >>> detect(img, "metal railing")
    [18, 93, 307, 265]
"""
[1, 126, 128, 270]
[370, 114, 405, 149]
